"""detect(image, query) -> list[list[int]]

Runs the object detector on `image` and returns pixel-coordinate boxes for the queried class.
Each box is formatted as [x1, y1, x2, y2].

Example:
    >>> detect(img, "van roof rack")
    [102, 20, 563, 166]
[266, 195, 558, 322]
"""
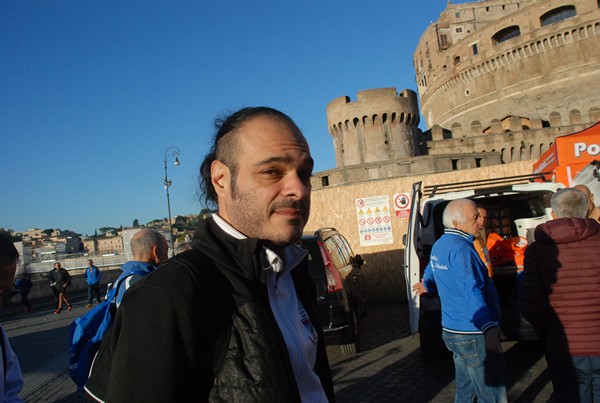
[424, 173, 551, 198]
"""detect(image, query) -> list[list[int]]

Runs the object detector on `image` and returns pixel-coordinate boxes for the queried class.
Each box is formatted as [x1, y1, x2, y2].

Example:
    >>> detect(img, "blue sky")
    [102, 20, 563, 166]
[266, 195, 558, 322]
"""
[1, 1, 464, 236]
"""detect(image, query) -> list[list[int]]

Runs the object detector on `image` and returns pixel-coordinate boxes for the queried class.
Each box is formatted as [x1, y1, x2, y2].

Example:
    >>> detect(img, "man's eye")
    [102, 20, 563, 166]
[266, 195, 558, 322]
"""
[262, 169, 281, 176]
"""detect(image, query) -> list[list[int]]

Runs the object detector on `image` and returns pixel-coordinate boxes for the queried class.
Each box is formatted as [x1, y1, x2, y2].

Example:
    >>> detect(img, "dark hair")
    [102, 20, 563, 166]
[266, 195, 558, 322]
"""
[0, 233, 18, 267]
[199, 106, 300, 206]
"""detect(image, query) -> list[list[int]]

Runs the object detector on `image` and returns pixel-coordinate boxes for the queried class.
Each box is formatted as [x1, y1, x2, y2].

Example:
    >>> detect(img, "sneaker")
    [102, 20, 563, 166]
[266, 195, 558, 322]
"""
[54, 309, 61, 314]
[67, 305, 72, 311]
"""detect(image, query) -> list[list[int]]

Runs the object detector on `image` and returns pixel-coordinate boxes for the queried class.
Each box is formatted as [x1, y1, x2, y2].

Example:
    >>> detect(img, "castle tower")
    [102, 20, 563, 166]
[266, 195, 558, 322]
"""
[326, 88, 420, 168]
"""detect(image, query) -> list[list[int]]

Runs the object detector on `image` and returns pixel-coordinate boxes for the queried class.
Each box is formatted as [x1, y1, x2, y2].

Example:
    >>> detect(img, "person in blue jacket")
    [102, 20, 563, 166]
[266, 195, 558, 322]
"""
[113, 229, 168, 307]
[85, 259, 102, 307]
[0, 233, 24, 401]
[413, 199, 507, 403]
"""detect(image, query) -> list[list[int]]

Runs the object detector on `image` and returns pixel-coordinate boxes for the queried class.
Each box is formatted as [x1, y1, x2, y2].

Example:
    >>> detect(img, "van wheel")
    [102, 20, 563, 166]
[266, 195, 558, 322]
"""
[340, 310, 359, 355]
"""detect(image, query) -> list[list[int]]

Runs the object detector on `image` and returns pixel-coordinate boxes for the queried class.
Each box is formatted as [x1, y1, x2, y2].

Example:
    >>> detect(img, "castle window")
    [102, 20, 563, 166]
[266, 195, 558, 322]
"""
[453, 56, 461, 65]
[455, 12, 461, 18]
[475, 158, 482, 168]
[492, 26, 521, 44]
[472, 43, 478, 55]
[540, 6, 577, 26]
[451, 159, 459, 170]
[456, 27, 463, 33]
[321, 176, 329, 187]
[441, 35, 448, 46]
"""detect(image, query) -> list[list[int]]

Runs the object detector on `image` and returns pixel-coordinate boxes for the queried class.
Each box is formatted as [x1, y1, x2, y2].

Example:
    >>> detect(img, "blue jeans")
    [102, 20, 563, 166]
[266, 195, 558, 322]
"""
[546, 353, 600, 403]
[442, 331, 507, 403]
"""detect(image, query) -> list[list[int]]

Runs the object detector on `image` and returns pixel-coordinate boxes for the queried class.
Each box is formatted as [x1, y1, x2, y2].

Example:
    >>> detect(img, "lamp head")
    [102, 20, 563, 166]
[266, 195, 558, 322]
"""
[174, 157, 180, 166]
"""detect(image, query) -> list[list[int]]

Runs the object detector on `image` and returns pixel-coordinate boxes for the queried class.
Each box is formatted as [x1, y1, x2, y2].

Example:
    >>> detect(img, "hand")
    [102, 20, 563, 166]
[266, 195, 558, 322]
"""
[484, 327, 506, 353]
[412, 281, 428, 296]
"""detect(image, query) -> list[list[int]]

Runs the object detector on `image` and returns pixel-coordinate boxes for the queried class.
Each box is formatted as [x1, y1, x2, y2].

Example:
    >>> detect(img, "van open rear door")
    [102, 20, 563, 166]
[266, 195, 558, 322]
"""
[404, 181, 422, 335]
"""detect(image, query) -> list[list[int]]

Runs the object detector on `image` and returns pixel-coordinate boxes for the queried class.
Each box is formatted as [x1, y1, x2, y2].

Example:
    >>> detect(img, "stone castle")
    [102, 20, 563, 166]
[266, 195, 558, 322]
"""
[312, 0, 600, 189]
[306, 0, 600, 302]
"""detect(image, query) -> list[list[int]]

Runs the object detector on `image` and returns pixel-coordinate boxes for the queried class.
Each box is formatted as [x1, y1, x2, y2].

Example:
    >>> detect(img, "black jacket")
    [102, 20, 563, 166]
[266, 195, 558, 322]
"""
[85, 217, 335, 402]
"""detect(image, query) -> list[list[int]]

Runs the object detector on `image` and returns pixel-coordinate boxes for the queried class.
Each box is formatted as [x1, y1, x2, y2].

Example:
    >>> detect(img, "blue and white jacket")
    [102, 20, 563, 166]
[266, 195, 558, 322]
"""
[423, 228, 501, 334]
[85, 265, 102, 285]
[114, 261, 156, 307]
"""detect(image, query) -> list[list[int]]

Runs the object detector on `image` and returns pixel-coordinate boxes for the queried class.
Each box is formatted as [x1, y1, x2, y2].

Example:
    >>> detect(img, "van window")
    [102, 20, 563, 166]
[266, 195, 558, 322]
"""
[324, 237, 346, 269]
[333, 234, 353, 265]
[325, 235, 353, 268]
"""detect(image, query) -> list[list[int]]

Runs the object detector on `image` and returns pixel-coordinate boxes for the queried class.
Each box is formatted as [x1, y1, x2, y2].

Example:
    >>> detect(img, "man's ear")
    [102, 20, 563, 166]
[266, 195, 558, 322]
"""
[551, 211, 557, 220]
[150, 244, 160, 264]
[211, 160, 230, 197]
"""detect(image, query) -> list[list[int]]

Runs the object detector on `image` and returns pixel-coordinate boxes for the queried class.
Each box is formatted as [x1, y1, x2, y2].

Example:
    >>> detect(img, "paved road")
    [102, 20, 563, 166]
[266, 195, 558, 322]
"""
[1, 295, 554, 402]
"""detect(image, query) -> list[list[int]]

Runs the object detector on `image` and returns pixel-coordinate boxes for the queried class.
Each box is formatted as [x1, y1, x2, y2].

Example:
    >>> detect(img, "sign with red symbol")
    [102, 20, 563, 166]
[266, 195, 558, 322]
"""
[393, 193, 411, 218]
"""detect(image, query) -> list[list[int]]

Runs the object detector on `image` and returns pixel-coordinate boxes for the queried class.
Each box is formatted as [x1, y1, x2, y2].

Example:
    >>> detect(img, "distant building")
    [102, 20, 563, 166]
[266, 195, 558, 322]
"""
[83, 238, 97, 254]
[95, 234, 124, 255]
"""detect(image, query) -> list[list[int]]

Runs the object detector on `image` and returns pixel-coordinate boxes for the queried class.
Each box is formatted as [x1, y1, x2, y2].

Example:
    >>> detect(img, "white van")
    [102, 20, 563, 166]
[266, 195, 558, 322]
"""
[403, 175, 564, 358]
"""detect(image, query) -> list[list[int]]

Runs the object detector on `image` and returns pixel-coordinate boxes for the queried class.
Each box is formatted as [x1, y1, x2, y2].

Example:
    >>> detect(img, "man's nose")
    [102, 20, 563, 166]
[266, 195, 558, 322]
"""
[282, 172, 311, 198]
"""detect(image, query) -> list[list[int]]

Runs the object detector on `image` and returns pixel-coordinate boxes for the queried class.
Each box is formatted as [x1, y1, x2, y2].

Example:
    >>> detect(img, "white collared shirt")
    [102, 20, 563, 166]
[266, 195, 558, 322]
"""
[212, 214, 328, 402]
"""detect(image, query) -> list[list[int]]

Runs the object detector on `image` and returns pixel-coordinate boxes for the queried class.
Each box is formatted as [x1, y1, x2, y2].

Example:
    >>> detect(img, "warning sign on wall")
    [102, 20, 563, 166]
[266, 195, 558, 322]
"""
[393, 193, 411, 218]
[355, 195, 393, 246]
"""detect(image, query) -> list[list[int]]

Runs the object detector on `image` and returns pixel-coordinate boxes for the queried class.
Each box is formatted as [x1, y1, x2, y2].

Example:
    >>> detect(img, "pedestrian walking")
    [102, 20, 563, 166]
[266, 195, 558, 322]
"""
[52, 262, 72, 314]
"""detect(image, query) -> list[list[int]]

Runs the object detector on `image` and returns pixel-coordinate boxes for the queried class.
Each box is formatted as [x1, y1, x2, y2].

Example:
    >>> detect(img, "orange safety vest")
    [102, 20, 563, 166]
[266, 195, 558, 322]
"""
[474, 236, 493, 278]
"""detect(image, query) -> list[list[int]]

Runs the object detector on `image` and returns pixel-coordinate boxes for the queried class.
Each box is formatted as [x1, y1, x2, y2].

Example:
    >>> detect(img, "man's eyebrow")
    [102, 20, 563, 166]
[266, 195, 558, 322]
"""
[254, 155, 314, 168]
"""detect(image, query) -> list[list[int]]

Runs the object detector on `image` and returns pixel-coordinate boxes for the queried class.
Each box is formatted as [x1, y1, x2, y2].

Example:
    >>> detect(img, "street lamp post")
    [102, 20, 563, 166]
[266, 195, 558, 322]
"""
[163, 146, 180, 256]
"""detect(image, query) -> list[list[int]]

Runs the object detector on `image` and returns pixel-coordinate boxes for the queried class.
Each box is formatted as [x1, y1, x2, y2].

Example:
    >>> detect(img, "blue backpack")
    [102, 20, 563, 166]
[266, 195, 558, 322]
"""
[68, 270, 145, 389]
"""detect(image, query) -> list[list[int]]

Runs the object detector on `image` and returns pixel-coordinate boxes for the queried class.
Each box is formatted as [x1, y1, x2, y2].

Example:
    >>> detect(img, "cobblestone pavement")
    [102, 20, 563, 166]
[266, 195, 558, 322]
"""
[2, 296, 553, 402]
[327, 303, 553, 402]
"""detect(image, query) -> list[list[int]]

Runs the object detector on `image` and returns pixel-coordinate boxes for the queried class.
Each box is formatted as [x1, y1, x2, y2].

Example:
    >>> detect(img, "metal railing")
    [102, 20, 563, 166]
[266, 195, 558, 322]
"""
[20, 253, 128, 275]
